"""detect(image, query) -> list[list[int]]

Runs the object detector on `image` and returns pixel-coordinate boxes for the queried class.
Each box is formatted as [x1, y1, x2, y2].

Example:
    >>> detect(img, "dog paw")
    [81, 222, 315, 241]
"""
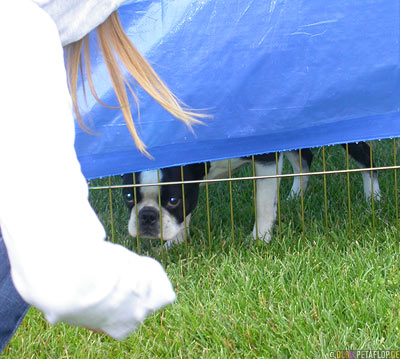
[372, 193, 381, 202]
[287, 190, 301, 200]
[153, 239, 180, 255]
[252, 227, 272, 243]
[372, 189, 381, 202]
[162, 231, 188, 250]
[163, 240, 177, 250]
[364, 189, 381, 203]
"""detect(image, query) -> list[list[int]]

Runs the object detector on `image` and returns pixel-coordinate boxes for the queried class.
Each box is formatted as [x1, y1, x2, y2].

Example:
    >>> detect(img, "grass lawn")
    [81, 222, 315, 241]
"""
[3, 140, 400, 358]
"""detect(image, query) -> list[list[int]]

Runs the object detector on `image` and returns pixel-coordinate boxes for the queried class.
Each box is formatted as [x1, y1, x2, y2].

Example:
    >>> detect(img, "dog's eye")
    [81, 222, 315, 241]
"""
[125, 193, 134, 203]
[167, 197, 181, 208]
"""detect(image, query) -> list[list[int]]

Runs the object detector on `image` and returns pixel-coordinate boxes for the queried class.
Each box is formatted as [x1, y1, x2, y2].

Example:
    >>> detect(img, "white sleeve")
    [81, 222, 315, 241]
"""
[0, 0, 175, 340]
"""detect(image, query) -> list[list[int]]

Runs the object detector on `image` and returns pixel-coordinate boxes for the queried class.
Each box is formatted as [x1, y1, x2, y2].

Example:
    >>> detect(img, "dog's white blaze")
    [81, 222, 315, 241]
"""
[139, 170, 162, 200]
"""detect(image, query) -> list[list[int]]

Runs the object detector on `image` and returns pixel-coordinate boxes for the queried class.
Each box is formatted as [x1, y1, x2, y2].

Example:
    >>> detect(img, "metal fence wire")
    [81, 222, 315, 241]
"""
[88, 139, 400, 260]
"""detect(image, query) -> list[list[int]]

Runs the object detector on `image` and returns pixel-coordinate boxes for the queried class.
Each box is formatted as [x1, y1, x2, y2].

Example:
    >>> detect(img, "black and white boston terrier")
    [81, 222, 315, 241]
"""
[122, 143, 380, 247]
[122, 153, 282, 246]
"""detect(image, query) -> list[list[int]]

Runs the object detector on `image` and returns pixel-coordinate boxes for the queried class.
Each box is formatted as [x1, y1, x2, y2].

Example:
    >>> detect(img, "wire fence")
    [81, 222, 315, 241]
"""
[88, 139, 400, 261]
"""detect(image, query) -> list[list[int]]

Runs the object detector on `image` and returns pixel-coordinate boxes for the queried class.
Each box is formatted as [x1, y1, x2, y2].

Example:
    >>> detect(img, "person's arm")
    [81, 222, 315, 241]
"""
[0, 0, 175, 339]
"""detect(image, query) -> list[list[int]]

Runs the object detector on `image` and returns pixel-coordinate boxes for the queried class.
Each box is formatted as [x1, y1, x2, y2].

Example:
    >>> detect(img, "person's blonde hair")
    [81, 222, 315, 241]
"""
[65, 11, 206, 156]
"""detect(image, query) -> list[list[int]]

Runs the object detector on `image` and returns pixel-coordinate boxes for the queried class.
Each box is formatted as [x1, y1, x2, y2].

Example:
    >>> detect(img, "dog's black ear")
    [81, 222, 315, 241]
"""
[186, 162, 210, 179]
[122, 173, 134, 185]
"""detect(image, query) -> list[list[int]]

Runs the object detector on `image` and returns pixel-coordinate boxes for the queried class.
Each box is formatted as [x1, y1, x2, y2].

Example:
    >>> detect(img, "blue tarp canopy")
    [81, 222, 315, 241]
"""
[74, 0, 400, 180]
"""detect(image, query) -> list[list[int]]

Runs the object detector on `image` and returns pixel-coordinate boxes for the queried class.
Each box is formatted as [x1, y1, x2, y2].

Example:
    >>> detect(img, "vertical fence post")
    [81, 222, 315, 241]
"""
[228, 160, 235, 242]
[180, 166, 189, 252]
[322, 147, 329, 241]
[132, 173, 141, 254]
[275, 152, 282, 242]
[204, 163, 212, 250]
[394, 139, 399, 236]
[156, 169, 166, 263]
[107, 177, 115, 243]
[298, 149, 305, 240]
[369, 141, 376, 238]
[251, 156, 258, 243]
[345, 144, 352, 239]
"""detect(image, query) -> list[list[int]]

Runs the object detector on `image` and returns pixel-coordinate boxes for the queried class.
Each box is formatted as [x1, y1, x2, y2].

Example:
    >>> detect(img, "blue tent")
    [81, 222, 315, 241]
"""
[74, 0, 400, 180]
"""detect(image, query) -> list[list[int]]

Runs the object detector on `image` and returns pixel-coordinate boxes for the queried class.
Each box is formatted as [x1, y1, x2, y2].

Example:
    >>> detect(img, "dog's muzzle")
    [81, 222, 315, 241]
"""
[138, 206, 160, 237]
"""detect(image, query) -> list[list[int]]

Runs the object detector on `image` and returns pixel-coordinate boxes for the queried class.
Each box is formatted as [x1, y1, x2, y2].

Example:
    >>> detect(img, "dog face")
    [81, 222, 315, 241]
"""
[122, 164, 206, 244]
[122, 155, 281, 246]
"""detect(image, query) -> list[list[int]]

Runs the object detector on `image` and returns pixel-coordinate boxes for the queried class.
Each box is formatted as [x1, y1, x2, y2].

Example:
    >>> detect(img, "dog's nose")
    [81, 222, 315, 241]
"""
[139, 207, 159, 227]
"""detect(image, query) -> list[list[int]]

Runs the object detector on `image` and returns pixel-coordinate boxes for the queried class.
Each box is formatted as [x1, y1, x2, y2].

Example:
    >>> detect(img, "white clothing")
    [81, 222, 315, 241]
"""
[0, 0, 175, 340]
[33, 0, 127, 46]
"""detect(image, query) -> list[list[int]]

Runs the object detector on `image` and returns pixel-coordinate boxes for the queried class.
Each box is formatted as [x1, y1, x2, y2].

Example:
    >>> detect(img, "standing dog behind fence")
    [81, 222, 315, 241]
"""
[122, 142, 380, 248]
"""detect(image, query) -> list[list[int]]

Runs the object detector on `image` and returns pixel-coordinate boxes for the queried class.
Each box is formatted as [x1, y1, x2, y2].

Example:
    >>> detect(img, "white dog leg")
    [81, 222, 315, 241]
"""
[361, 171, 381, 201]
[252, 154, 283, 242]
